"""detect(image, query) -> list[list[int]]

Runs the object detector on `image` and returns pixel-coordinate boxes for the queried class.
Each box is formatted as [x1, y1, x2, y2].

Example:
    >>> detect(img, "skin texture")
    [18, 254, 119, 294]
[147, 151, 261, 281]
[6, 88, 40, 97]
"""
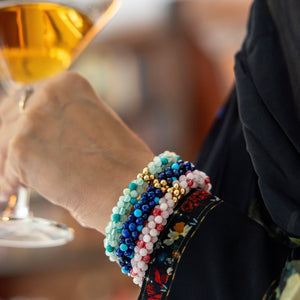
[0, 71, 154, 234]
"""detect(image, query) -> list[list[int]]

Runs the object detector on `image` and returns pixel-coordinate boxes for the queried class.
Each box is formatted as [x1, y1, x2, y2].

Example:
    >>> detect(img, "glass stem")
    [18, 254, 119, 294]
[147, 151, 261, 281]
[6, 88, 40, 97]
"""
[3, 187, 30, 219]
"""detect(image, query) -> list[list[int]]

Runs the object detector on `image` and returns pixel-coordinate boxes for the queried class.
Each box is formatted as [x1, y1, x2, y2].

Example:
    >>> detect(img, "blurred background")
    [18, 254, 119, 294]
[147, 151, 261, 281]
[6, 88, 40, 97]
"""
[0, 0, 251, 299]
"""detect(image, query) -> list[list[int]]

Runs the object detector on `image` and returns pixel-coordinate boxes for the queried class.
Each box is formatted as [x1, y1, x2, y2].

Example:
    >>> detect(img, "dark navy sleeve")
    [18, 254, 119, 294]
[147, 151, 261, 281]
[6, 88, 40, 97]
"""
[235, 0, 300, 237]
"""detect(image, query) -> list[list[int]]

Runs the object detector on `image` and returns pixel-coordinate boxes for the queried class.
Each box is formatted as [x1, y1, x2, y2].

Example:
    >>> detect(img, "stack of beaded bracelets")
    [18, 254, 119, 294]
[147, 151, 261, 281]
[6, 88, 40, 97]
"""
[104, 151, 180, 262]
[104, 151, 211, 286]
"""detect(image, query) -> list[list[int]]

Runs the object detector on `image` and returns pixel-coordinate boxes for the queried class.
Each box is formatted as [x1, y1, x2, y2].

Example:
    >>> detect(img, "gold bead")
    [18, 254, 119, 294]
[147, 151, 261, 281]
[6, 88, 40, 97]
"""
[173, 183, 180, 189]
[144, 175, 150, 181]
[137, 173, 143, 179]
[161, 187, 166, 193]
[180, 188, 185, 195]
[153, 179, 159, 184]
[167, 188, 173, 194]
[154, 183, 161, 189]
[161, 180, 167, 187]
[143, 168, 149, 174]
[173, 197, 178, 203]
[149, 175, 155, 181]
[174, 190, 180, 197]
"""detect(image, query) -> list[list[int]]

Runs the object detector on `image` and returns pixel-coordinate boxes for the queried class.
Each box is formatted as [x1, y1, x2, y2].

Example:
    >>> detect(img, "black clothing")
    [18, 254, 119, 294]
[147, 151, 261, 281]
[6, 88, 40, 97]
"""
[139, 0, 300, 298]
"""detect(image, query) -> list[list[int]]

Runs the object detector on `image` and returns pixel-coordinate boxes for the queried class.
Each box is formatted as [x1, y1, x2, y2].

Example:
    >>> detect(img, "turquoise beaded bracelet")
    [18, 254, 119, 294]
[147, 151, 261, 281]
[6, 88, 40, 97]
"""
[104, 151, 180, 262]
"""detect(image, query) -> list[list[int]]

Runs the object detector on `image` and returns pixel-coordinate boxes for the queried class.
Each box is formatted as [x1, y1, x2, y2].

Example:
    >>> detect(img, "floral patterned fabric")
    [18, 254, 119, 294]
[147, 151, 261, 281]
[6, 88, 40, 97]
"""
[138, 189, 222, 300]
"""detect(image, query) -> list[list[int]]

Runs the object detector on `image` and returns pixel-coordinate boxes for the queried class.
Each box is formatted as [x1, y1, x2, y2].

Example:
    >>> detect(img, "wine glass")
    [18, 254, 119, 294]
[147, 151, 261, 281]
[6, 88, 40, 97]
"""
[0, 0, 121, 247]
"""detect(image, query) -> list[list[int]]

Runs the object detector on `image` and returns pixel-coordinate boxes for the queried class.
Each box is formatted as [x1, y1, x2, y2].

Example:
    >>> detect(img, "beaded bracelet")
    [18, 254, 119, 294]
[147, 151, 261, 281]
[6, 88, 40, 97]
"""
[130, 169, 211, 286]
[104, 151, 180, 262]
[115, 161, 195, 271]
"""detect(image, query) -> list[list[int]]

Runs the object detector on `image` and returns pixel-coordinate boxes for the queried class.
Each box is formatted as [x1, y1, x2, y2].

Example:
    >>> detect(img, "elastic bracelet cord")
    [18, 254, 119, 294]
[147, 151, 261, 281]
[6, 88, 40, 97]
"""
[115, 161, 196, 271]
[129, 169, 211, 286]
[104, 151, 180, 262]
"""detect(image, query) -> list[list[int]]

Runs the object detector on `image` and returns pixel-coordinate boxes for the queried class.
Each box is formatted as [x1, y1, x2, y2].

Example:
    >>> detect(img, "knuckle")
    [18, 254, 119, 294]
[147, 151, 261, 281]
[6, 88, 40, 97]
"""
[62, 71, 95, 95]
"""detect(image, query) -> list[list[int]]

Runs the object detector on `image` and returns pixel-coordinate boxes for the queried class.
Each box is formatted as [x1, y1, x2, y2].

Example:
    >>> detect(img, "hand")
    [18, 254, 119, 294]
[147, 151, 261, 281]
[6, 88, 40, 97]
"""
[0, 71, 154, 233]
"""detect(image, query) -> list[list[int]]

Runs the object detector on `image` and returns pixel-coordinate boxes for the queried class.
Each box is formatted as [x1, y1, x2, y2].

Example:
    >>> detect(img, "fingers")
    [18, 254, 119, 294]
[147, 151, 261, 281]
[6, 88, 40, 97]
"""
[0, 93, 19, 124]
[0, 133, 28, 198]
[0, 70, 102, 200]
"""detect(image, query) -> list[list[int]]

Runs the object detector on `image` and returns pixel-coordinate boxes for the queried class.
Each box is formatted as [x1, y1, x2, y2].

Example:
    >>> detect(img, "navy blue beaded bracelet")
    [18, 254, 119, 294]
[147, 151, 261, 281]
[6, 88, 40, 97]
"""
[116, 187, 163, 271]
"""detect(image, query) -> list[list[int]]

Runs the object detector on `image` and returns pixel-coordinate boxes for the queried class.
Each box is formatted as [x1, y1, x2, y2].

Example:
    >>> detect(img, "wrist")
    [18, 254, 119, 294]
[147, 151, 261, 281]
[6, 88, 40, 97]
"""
[70, 147, 154, 234]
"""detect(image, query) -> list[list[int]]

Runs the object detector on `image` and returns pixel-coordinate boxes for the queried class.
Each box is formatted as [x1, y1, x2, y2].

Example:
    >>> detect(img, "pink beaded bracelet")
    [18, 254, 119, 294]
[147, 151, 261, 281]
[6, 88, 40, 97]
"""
[129, 169, 211, 286]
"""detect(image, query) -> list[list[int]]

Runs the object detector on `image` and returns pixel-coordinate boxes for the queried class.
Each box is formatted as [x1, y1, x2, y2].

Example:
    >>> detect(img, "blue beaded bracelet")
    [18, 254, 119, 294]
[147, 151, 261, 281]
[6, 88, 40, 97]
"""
[116, 161, 194, 272]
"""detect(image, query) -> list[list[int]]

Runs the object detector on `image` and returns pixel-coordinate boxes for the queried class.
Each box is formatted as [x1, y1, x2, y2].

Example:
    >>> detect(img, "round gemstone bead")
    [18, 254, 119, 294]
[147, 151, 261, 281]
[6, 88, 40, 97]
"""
[155, 216, 163, 224]
[146, 186, 155, 193]
[128, 223, 137, 232]
[125, 250, 134, 258]
[121, 266, 130, 274]
[137, 225, 143, 232]
[142, 254, 151, 262]
[142, 204, 150, 212]
[155, 189, 163, 198]
[148, 192, 155, 200]
[106, 245, 114, 252]
[132, 231, 139, 239]
[119, 207, 126, 215]
[123, 195, 131, 202]
[187, 179, 193, 187]
[143, 235, 151, 243]
[130, 190, 138, 198]
[137, 261, 146, 269]
[148, 221, 156, 229]
[136, 217, 144, 225]
[129, 182, 138, 190]
[137, 240, 145, 248]
[142, 227, 150, 235]
[161, 211, 169, 218]
[149, 200, 156, 208]
[134, 203, 142, 209]
[140, 248, 147, 256]
[120, 243, 128, 251]
[171, 163, 180, 170]
[156, 224, 164, 231]
[134, 209, 142, 218]
[150, 229, 158, 237]
[112, 214, 120, 222]
[125, 237, 134, 245]
[153, 208, 161, 216]
[130, 197, 138, 205]
[128, 215, 135, 223]
[116, 248, 123, 257]
[161, 157, 168, 165]
[160, 203, 168, 211]
[122, 229, 130, 238]
[158, 173, 166, 180]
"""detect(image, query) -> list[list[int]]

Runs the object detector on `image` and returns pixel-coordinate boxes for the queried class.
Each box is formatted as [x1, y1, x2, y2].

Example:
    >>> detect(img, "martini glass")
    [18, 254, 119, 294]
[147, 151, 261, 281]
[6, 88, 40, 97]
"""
[0, 0, 121, 247]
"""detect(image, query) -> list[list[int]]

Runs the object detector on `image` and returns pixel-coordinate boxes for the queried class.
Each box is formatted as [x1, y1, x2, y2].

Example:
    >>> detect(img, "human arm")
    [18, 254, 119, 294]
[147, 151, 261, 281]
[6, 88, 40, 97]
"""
[0, 70, 154, 234]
